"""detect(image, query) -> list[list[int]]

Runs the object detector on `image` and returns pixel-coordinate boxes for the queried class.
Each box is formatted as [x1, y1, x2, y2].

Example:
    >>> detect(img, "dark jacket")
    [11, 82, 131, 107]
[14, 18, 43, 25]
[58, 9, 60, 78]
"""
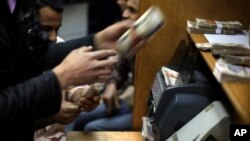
[0, 1, 93, 140]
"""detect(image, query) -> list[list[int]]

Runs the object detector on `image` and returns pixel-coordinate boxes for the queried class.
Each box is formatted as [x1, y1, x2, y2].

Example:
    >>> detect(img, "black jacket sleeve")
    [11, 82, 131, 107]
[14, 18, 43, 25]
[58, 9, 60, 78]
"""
[0, 70, 62, 125]
[34, 34, 95, 72]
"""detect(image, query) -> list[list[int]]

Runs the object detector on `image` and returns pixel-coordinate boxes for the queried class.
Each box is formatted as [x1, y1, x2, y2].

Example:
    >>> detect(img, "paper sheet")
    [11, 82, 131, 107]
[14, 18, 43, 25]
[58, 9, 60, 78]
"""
[204, 31, 249, 46]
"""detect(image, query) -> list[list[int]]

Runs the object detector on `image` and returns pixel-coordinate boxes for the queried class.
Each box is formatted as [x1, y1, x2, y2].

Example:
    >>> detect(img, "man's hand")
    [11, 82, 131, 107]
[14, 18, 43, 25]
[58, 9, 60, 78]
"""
[78, 95, 101, 112]
[94, 20, 134, 50]
[94, 20, 146, 59]
[39, 95, 101, 125]
[102, 82, 120, 115]
[51, 101, 80, 124]
[53, 46, 117, 88]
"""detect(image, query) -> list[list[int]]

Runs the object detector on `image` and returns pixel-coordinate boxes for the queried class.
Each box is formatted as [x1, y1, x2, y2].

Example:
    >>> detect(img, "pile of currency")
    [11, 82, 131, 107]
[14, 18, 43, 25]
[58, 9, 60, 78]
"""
[195, 42, 250, 67]
[222, 55, 250, 66]
[195, 42, 250, 82]
[188, 18, 250, 82]
[212, 43, 250, 56]
[214, 43, 250, 67]
[187, 18, 243, 34]
[213, 58, 250, 82]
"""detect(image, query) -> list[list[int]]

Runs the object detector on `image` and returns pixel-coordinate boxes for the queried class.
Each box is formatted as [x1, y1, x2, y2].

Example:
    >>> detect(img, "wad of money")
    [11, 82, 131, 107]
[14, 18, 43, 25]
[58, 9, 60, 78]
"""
[117, 6, 166, 57]
[195, 18, 243, 31]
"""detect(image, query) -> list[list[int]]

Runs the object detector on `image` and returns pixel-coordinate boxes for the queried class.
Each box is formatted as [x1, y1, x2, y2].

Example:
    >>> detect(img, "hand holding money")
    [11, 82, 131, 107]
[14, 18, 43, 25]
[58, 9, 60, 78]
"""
[67, 85, 99, 105]
[116, 6, 165, 57]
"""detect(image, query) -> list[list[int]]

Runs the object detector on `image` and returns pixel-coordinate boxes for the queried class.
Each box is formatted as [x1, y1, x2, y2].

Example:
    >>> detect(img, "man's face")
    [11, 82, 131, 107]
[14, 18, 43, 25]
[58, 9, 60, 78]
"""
[38, 6, 62, 43]
[122, 0, 139, 21]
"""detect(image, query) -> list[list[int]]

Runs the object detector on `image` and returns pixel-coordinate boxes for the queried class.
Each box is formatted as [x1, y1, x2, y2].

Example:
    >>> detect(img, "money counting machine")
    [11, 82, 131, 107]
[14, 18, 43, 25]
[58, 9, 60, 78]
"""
[147, 68, 214, 141]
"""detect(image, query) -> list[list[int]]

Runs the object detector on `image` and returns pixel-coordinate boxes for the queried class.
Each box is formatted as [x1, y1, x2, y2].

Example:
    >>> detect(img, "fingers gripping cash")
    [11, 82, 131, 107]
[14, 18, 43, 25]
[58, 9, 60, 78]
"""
[66, 84, 102, 112]
[116, 6, 165, 57]
[67, 84, 100, 105]
[53, 46, 118, 89]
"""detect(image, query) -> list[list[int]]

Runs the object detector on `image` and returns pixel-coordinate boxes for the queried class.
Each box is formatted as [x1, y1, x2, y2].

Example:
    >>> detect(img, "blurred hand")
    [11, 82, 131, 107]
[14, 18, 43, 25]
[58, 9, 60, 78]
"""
[102, 82, 120, 115]
[78, 95, 101, 112]
[51, 101, 80, 124]
[53, 46, 118, 88]
[125, 39, 147, 60]
[51, 95, 101, 124]
[94, 20, 134, 50]
[95, 20, 146, 60]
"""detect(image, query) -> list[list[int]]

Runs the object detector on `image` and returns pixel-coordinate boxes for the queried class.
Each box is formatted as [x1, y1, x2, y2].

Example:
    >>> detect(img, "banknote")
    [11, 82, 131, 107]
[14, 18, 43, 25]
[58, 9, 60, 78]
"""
[211, 43, 250, 56]
[196, 18, 243, 31]
[117, 6, 165, 56]
[223, 55, 250, 66]
[213, 58, 250, 82]
[67, 84, 100, 105]
[187, 20, 236, 35]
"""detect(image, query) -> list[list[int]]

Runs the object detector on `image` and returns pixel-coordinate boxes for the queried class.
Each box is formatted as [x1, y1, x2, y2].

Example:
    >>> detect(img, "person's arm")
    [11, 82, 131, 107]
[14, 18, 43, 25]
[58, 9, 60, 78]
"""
[33, 34, 95, 72]
[33, 101, 79, 130]
[33, 20, 133, 72]
[0, 70, 62, 125]
[102, 81, 120, 115]
[107, 57, 133, 89]
[102, 56, 134, 114]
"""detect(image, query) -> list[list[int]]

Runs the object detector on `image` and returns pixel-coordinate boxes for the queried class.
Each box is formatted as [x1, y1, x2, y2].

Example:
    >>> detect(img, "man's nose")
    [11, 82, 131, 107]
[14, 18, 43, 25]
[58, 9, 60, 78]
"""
[122, 9, 131, 20]
[49, 31, 57, 43]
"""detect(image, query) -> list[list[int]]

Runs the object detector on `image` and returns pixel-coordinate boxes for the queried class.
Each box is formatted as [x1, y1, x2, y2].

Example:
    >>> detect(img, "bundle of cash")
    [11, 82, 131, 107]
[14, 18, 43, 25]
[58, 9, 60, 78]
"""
[142, 117, 154, 141]
[67, 84, 101, 105]
[211, 43, 250, 56]
[213, 58, 250, 82]
[223, 55, 250, 67]
[117, 5, 165, 57]
[187, 20, 236, 35]
[161, 67, 183, 86]
[196, 18, 243, 31]
[194, 42, 250, 55]
[195, 43, 213, 50]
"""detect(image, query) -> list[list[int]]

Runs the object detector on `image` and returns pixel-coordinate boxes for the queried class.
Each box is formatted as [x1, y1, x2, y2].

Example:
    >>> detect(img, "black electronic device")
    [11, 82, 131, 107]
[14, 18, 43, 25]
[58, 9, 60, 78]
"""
[144, 40, 215, 141]
[148, 68, 213, 141]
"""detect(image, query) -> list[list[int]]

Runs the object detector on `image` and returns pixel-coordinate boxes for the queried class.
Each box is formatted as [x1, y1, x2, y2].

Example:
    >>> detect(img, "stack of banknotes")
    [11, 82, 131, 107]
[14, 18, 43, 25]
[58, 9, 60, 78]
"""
[195, 42, 250, 67]
[187, 18, 243, 34]
[213, 58, 250, 82]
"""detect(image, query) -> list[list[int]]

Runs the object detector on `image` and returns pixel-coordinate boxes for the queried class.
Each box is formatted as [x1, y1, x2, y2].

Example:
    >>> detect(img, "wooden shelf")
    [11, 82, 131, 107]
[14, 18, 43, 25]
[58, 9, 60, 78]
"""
[189, 33, 250, 124]
[66, 131, 142, 141]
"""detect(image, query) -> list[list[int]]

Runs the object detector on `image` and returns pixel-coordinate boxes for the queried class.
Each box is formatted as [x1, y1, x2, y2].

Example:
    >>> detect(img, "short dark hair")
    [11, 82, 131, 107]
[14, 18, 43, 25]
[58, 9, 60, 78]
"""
[34, 0, 64, 13]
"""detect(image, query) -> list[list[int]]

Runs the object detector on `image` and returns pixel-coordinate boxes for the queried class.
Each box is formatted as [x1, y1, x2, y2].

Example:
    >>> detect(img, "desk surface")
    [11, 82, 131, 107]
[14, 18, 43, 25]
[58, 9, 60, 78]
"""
[189, 33, 250, 124]
[66, 131, 143, 141]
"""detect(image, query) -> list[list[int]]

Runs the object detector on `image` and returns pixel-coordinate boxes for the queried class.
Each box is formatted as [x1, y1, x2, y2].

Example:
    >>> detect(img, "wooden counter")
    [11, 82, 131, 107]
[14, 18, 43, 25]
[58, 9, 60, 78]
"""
[189, 33, 250, 124]
[66, 131, 143, 141]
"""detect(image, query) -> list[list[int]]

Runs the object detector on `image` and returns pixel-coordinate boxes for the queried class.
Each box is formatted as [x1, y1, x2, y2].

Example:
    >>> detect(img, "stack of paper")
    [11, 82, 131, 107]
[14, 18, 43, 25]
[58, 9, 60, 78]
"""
[222, 55, 250, 66]
[213, 58, 250, 82]
[196, 32, 250, 67]
[187, 18, 243, 35]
